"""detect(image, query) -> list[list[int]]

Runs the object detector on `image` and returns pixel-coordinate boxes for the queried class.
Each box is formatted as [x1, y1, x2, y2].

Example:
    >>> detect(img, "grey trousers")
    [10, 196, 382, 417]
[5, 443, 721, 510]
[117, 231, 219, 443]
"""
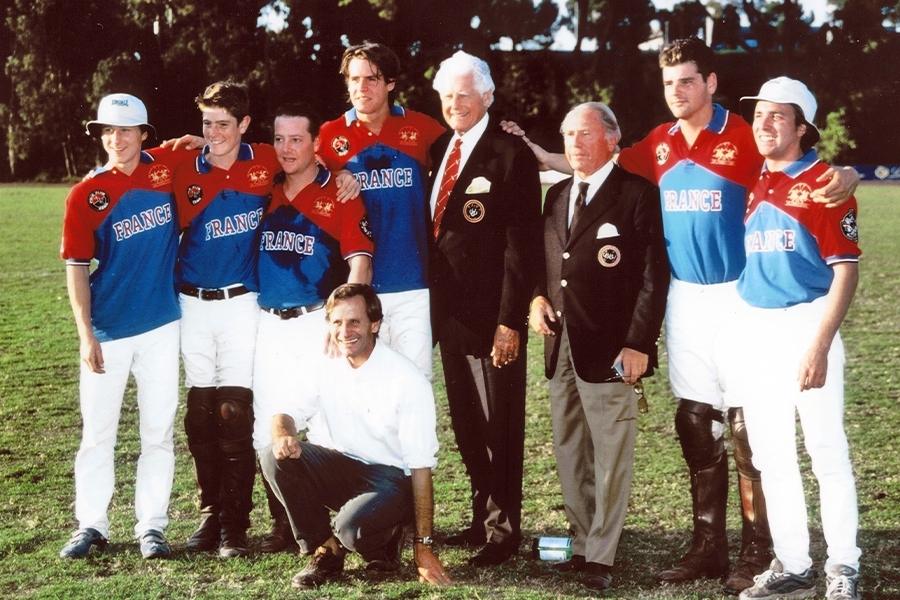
[549, 324, 637, 566]
[259, 442, 413, 556]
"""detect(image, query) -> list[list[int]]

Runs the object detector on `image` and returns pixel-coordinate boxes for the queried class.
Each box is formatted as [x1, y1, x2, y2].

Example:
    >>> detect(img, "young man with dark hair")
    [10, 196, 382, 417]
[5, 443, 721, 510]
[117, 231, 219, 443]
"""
[174, 80, 280, 558]
[251, 102, 374, 553]
[318, 42, 446, 381]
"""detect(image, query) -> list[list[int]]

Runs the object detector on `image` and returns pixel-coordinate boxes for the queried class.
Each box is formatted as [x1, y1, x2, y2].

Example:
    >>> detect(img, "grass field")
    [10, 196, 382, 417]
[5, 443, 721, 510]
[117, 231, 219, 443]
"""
[1, 184, 898, 599]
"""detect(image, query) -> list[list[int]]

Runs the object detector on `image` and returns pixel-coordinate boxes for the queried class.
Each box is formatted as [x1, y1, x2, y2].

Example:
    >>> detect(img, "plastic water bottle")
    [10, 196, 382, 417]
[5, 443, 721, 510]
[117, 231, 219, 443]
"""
[531, 537, 573, 561]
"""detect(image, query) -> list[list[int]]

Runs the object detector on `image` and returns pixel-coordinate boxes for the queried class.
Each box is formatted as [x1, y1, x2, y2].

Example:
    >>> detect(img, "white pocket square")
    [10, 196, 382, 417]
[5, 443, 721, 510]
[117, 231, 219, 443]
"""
[596, 223, 619, 239]
[465, 176, 491, 194]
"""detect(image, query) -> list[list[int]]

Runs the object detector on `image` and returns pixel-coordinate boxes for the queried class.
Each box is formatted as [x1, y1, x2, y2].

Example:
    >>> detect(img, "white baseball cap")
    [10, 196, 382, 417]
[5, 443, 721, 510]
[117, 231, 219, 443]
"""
[740, 77, 819, 145]
[86, 93, 156, 138]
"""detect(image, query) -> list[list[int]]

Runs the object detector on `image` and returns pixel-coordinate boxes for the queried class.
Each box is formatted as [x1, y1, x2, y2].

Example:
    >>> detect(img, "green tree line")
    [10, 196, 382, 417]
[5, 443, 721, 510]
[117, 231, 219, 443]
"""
[2, 0, 898, 181]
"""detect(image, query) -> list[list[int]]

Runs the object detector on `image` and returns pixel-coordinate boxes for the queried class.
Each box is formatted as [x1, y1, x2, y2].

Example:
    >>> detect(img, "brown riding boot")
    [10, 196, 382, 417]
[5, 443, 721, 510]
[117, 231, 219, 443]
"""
[723, 408, 774, 596]
[658, 451, 731, 583]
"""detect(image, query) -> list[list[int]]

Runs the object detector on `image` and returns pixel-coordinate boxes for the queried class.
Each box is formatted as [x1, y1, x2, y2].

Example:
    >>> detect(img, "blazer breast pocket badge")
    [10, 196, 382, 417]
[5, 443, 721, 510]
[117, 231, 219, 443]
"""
[463, 199, 486, 223]
[598, 245, 621, 267]
[465, 176, 491, 194]
[596, 222, 619, 239]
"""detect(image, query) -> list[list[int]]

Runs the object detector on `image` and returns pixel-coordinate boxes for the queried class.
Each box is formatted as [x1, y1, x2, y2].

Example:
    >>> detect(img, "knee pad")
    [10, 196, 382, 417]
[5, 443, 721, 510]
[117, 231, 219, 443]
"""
[216, 386, 254, 455]
[675, 399, 726, 471]
[728, 407, 761, 481]
[185, 386, 218, 450]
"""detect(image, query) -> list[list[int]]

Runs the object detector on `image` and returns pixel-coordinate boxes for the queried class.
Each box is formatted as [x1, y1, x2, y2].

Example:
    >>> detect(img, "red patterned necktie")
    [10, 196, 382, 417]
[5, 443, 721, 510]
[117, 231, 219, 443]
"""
[433, 138, 463, 239]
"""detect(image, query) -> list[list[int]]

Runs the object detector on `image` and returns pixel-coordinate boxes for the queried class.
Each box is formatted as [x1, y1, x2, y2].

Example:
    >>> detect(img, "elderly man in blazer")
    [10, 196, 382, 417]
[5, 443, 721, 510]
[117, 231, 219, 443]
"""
[428, 51, 542, 567]
[529, 102, 668, 592]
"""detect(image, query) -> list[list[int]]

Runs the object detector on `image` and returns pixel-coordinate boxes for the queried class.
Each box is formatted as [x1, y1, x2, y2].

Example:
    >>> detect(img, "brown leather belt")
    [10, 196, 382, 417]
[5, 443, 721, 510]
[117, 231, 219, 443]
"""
[181, 284, 251, 301]
[262, 301, 326, 320]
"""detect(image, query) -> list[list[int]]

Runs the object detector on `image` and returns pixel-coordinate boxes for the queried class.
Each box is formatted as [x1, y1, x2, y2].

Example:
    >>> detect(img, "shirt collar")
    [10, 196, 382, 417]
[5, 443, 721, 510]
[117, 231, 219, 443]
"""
[89, 151, 154, 178]
[343, 103, 406, 126]
[575, 160, 614, 190]
[667, 103, 729, 136]
[763, 149, 821, 179]
[195, 142, 254, 174]
[451, 112, 490, 147]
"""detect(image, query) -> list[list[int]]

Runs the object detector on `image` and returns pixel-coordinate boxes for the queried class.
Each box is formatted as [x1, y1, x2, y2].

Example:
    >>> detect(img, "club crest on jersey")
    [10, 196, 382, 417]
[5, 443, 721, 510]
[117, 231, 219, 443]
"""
[247, 165, 270, 188]
[187, 184, 203, 205]
[88, 190, 110, 211]
[598, 245, 621, 267]
[655, 143, 670, 165]
[332, 136, 350, 157]
[841, 208, 859, 242]
[148, 164, 172, 188]
[711, 142, 737, 166]
[312, 197, 334, 217]
[786, 183, 812, 208]
[463, 200, 485, 223]
[360, 215, 373, 240]
[398, 126, 419, 146]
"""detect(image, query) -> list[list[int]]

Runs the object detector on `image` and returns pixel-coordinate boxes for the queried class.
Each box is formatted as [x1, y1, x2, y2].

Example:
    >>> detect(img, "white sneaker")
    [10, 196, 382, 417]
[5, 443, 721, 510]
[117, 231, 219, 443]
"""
[739, 558, 816, 600]
[825, 564, 860, 600]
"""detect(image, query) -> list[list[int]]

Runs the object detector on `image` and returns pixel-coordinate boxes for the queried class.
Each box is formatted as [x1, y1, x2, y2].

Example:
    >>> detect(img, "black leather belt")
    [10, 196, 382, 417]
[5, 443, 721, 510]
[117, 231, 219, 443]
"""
[181, 284, 250, 301]
[262, 301, 326, 320]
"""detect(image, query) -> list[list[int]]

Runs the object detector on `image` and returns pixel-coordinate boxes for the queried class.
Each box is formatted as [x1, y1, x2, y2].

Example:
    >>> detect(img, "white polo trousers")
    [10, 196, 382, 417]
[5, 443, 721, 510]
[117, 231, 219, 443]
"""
[378, 288, 433, 381]
[251, 307, 329, 450]
[734, 297, 860, 574]
[666, 279, 743, 410]
[74, 320, 179, 538]
[179, 291, 259, 388]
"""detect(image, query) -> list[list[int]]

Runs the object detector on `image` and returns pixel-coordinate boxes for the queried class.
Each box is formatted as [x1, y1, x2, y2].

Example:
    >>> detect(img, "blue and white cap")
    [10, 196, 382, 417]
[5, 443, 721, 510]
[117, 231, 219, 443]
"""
[86, 93, 156, 138]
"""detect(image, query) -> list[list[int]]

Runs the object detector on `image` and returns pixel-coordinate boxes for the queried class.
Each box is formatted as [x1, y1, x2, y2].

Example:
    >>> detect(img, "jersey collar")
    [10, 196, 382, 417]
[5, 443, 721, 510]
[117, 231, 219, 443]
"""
[88, 150, 154, 178]
[195, 142, 255, 174]
[343, 103, 406, 126]
[764, 149, 821, 179]
[314, 163, 332, 187]
[667, 103, 729, 136]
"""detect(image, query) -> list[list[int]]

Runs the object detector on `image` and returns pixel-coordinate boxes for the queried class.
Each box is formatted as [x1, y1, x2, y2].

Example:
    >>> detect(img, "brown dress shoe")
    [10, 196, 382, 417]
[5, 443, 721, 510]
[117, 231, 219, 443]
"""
[291, 546, 345, 590]
[583, 562, 613, 592]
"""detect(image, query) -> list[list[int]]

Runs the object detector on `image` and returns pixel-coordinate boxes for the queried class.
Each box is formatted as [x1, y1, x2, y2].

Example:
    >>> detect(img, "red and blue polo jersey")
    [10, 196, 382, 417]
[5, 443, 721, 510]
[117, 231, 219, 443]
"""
[61, 150, 181, 341]
[737, 151, 861, 308]
[319, 105, 445, 294]
[173, 143, 279, 291]
[257, 165, 374, 309]
[619, 104, 763, 285]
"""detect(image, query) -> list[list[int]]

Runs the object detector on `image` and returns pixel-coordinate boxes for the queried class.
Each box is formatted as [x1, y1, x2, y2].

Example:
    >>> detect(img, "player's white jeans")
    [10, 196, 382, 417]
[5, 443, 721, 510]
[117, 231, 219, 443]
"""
[74, 320, 179, 538]
[378, 288, 433, 381]
[251, 307, 329, 450]
[179, 290, 259, 388]
[729, 296, 860, 574]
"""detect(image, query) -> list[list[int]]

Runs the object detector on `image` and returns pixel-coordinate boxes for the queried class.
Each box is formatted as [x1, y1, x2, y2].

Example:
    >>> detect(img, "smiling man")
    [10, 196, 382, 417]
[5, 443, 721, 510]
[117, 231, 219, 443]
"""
[260, 283, 451, 589]
[173, 81, 280, 558]
[318, 43, 445, 381]
[427, 50, 542, 567]
[59, 94, 181, 560]
[251, 103, 373, 552]
[730, 78, 862, 600]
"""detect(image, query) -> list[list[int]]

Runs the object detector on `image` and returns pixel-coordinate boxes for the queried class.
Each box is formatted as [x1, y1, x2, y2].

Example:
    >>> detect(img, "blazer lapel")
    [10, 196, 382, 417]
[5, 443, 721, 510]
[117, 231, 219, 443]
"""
[550, 179, 572, 249]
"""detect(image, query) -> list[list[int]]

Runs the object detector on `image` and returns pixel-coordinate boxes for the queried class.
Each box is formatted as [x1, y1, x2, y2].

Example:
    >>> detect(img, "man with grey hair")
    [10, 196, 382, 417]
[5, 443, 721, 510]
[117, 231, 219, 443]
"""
[529, 102, 668, 591]
[427, 50, 542, 567]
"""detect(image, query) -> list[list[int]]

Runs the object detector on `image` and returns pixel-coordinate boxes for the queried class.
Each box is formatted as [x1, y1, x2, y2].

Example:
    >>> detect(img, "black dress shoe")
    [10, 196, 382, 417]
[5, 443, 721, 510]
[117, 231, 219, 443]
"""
[552, 554, 586, 572]
[583, 562, 613, 592]
[219, 528, 249, 558]
[444, 528, 485, 547]
[469, 540, 518, 567]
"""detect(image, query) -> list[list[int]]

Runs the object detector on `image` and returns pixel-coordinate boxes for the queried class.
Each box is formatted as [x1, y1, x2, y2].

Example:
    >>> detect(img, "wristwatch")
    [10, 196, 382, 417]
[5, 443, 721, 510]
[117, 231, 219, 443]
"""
[413, 535, 434, 546]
